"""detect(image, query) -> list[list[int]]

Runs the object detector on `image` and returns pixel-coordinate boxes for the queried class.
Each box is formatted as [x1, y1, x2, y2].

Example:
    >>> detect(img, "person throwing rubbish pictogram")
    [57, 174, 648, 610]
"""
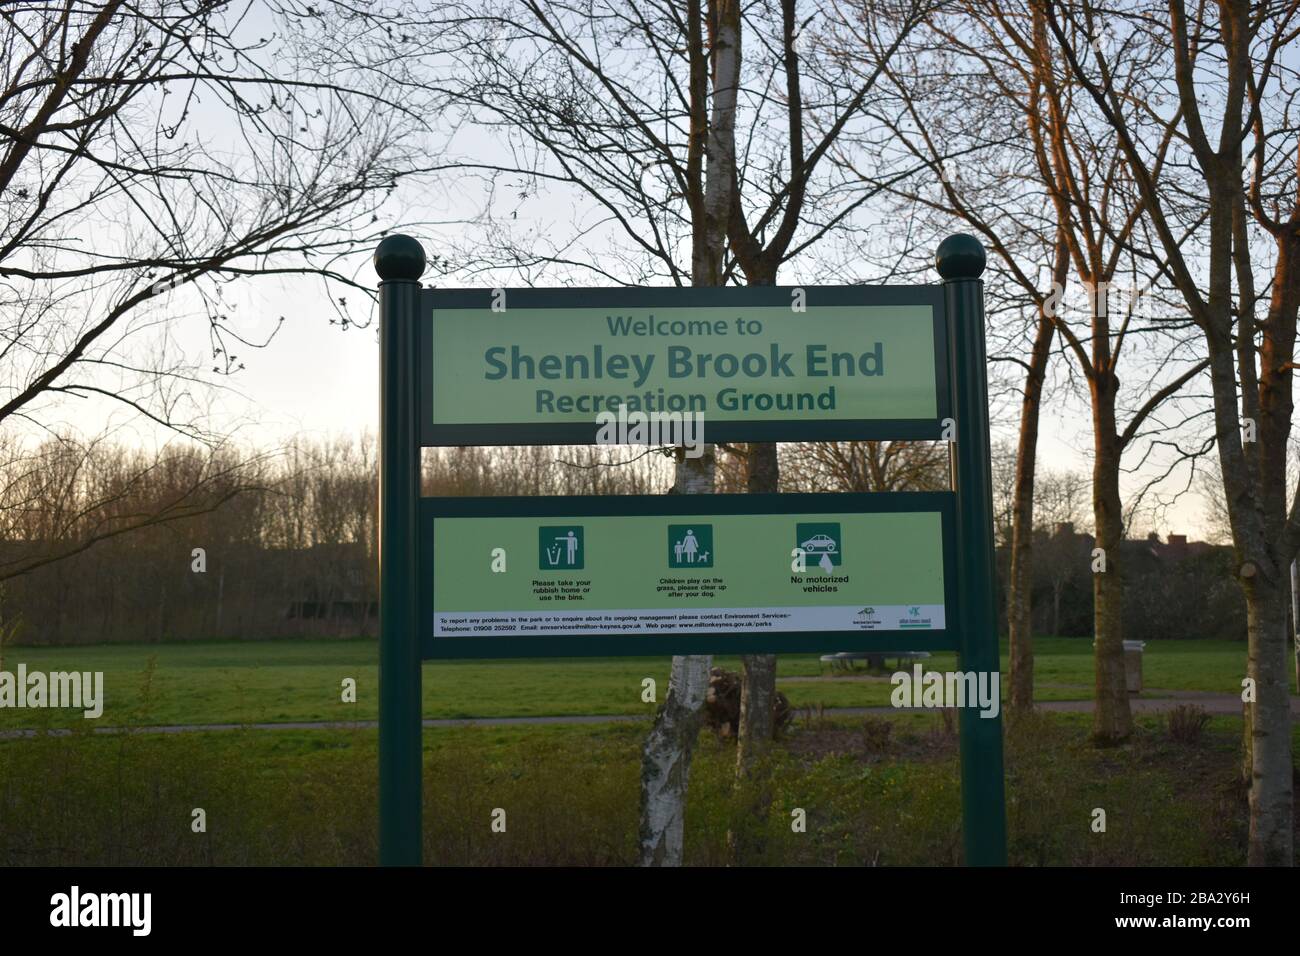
[561, 530, 578, 566]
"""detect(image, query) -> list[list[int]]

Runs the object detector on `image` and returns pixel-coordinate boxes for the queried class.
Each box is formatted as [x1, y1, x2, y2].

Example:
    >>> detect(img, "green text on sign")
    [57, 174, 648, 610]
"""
[421, 287, 949, 445]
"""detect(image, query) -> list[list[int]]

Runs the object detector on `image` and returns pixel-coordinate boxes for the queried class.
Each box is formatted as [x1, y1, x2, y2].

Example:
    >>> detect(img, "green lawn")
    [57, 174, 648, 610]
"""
[0, 635, 1273, 729]
[0, 638, 1289, 866]
[0, 711, 1260, 865]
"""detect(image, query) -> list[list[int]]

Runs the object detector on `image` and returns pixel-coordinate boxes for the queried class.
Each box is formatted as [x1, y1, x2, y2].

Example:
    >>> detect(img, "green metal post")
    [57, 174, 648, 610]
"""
[938, 233, 1008, 866]
[376, 234, 426, 865]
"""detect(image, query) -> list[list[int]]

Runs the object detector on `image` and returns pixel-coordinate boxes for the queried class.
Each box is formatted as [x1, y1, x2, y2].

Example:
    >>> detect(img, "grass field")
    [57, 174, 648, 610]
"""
[0, 710, 1256, 865]
[0, 636, 1286, 865]
[0, 635, 1271, 730]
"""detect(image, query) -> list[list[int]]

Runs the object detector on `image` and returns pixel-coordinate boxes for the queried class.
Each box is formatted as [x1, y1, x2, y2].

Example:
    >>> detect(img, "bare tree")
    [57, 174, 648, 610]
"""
[418, 0, 933, 863]
[0, 433, 269, 582]
[782, 439, 947, 492]
[826, 0, 1066, 712]
[1045, 0, 1300, 864]
[711, 0, 934, 863]
[834, 0, 1209, 734]
[1034, 468, 1091, 636]
[0, 1, 426, 574]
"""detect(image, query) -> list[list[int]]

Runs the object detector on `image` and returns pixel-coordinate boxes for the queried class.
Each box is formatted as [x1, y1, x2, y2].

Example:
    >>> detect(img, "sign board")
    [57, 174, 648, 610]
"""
[421, 286, 949, 446]
[375, 232, 1006, 866]
[418, 492, 956, 659]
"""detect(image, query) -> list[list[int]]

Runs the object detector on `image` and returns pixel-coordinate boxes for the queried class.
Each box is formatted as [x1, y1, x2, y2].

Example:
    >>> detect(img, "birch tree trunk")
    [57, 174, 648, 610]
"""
[634, 442, 717, 868]
[637, 0, 735, 865]
[637, 654, 710, 865]
[638, 446, 717, 866]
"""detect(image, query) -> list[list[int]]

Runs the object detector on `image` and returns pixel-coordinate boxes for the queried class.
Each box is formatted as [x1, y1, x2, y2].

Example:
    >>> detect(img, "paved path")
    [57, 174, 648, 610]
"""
[0, 714, 649, 738]
[782, 674, 1095, 689]
[839, 691, 1282, 717]
[0, 689, 1290, 738]
[788, 696, 1271, 717]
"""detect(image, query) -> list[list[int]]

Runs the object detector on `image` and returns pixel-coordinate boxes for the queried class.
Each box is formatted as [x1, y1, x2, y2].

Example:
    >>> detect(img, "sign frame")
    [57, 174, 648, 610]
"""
[419, 284, 951, 446]
[417, 491, 959, 660]
[374, 232, 1008, 868]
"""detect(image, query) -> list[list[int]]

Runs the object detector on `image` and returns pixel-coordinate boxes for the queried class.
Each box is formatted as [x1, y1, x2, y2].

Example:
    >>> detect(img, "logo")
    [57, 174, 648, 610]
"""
[898, 605, 933, 629]
[852, 605, 881, 629]
[50, 886, 151, 936]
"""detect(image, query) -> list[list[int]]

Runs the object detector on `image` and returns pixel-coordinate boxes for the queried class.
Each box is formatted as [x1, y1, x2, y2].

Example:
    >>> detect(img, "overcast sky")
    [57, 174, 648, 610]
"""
[164, 254, 1218, 542]
[33, 0, 1224, 544]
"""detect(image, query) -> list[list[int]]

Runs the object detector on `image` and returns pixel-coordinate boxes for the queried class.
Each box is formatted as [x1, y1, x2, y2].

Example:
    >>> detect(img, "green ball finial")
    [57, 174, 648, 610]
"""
[936, 234, 986, 280]
[374, 234, 426, 282]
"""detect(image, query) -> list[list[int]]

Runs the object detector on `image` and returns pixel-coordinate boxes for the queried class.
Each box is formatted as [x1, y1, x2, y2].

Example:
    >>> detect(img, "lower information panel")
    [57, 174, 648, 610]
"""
[418, 492, 958, 659]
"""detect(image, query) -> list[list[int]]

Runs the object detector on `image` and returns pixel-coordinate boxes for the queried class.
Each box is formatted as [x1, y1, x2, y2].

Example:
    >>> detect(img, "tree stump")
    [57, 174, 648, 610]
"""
[704, 666, 791, 738]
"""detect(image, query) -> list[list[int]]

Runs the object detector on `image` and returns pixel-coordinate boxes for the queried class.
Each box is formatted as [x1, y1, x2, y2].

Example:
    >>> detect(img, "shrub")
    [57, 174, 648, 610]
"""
[1165, 704, 1211, 744]
[703, 667, 792, 739]
[861, 717, 894, 754]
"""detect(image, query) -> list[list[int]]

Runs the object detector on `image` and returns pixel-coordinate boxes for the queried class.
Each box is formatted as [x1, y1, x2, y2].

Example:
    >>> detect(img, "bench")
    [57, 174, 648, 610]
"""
[818, 651, 932, 673]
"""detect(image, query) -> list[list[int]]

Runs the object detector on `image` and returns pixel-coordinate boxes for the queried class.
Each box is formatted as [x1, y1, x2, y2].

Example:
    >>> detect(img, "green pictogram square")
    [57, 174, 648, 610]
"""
[539, 526, 584, 570]
[667, 524, 713, 568]
[796, 522, 842, 569]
